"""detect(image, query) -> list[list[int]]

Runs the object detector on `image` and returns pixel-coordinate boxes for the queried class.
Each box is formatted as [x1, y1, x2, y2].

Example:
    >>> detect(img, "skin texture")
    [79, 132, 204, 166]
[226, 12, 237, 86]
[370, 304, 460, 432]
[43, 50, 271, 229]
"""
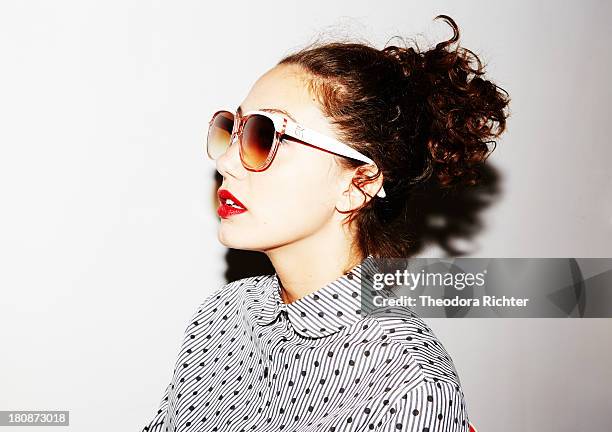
[215, 63, 384, 303]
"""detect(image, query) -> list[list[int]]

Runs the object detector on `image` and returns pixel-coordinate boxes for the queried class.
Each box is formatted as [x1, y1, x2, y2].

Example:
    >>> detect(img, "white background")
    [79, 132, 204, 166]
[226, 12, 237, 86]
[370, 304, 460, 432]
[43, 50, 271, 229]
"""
[1, 1, 611, 431]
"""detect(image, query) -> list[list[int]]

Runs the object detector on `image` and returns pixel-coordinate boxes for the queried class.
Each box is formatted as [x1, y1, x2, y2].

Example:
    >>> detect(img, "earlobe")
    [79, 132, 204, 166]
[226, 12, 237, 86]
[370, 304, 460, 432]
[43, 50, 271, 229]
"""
[334, 186, 355, 214]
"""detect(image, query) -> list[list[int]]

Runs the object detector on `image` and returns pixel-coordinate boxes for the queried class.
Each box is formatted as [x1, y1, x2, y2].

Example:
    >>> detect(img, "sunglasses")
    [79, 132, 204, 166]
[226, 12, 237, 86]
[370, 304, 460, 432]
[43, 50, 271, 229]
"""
[206, 108, 386, 198]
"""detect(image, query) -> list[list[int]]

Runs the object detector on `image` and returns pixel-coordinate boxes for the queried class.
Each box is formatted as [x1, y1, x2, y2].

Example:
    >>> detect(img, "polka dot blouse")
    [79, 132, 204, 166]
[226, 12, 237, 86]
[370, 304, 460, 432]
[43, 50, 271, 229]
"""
[141, 255, 471, 432]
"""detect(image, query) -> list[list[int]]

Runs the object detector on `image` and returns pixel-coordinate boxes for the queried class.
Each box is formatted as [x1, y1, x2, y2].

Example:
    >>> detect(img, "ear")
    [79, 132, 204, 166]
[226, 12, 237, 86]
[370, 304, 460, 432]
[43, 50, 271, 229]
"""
[336, 164, 385, 212]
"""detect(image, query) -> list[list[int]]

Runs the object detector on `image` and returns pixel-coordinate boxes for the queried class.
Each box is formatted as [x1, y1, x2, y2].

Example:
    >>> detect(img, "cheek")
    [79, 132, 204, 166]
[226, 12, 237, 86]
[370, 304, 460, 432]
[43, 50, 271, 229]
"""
[256, 155, 336, 228]
[217, 146, 343, 250]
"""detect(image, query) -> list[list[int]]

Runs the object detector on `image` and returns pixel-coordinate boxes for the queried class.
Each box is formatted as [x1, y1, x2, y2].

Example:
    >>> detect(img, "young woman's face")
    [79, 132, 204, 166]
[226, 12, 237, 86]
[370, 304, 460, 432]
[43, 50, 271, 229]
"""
[215, 64, 355, 252]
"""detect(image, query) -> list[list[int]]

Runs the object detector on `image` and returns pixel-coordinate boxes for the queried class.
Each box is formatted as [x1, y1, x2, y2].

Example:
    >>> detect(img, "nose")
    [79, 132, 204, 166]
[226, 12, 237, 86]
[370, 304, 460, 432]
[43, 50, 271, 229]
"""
[215, 133, 244, 179]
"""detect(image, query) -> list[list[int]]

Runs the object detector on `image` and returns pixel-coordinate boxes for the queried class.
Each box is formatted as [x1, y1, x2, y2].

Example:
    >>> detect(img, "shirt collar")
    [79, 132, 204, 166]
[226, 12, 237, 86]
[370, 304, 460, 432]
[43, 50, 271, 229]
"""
[255, 254, 380, 338]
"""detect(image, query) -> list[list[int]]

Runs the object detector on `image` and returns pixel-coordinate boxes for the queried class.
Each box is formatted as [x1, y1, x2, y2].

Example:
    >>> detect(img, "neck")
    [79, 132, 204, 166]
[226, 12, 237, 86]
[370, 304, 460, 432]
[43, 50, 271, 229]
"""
[265, 221, 363, 304]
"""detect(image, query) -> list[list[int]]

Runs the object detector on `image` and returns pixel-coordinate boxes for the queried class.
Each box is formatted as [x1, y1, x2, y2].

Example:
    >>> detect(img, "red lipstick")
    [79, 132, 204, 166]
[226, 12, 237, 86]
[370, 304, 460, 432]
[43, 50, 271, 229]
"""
[217, 189, 248, 218]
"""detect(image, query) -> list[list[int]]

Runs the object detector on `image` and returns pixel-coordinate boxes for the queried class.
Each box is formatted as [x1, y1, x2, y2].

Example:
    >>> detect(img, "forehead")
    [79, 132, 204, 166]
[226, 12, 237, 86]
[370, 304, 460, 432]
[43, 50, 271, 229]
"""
[239, 64, 322, 126]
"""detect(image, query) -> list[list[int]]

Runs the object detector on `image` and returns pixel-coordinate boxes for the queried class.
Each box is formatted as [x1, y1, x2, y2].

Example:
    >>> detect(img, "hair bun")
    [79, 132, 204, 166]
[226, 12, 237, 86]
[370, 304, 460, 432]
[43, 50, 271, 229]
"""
[379, 15, 510, 188]
[381, 44, 432, 104]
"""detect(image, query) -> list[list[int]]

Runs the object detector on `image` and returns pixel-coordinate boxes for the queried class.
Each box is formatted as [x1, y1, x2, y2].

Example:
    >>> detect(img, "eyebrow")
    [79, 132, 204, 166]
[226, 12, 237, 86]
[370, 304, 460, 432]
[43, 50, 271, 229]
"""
[237, 105, 297, 122]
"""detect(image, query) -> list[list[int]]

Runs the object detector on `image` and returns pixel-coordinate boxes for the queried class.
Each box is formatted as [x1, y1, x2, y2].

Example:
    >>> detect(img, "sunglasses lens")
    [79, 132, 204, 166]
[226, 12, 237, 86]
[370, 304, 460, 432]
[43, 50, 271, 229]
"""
[207, 111, 235, 160]
[241, 114, 276, 169]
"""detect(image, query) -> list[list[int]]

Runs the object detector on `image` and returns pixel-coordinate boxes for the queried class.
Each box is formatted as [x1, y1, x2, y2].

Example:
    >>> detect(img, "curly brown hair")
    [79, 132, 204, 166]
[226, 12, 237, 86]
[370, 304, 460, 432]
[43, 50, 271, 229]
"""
[277, 15, 511, 260]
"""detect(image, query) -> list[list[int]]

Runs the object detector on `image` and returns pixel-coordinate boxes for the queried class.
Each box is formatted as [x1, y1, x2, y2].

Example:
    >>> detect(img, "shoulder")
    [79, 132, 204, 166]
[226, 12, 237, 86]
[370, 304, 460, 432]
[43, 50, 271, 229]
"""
[178, 274, 275, 341]
[336, 307, 471, 430]
[366, 306, 464, 388]
[190, 274, 274, 318]
[375, 379, 471, 432]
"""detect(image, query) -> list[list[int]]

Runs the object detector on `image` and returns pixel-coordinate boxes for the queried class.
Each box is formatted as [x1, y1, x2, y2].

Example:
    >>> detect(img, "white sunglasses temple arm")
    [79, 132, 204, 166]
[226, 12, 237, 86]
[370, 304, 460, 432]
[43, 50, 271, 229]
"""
[283, 120, 387, 198]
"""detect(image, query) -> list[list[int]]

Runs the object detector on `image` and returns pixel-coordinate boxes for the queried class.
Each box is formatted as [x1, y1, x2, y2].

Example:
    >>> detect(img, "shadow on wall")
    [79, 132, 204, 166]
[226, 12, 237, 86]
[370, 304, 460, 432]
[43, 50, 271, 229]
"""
[211, 166, 503, 283]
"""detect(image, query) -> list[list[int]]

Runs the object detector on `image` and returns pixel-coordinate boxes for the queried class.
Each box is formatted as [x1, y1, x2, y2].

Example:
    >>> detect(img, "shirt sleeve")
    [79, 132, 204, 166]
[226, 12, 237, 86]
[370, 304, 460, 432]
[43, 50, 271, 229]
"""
[140, 382, 170, 432]
[375, 380, 471, 432]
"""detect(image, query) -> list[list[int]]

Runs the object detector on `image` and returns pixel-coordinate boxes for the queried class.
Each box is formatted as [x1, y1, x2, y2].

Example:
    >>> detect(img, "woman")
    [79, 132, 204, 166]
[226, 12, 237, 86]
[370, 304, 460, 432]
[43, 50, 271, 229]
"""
[142, 14, 509, 432]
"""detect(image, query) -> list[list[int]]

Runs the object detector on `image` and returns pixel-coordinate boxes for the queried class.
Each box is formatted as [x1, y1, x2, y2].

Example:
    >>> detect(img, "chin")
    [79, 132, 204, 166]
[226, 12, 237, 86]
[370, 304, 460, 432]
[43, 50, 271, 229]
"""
[217, 225, 259, 250]
[217, 226, 239, 248]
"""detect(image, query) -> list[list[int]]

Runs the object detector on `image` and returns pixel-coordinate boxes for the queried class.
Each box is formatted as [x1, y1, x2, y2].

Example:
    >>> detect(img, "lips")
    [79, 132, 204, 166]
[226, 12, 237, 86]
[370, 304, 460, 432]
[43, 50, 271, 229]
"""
[217, 188, 248, 218]
[218, 189, 247, 209]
